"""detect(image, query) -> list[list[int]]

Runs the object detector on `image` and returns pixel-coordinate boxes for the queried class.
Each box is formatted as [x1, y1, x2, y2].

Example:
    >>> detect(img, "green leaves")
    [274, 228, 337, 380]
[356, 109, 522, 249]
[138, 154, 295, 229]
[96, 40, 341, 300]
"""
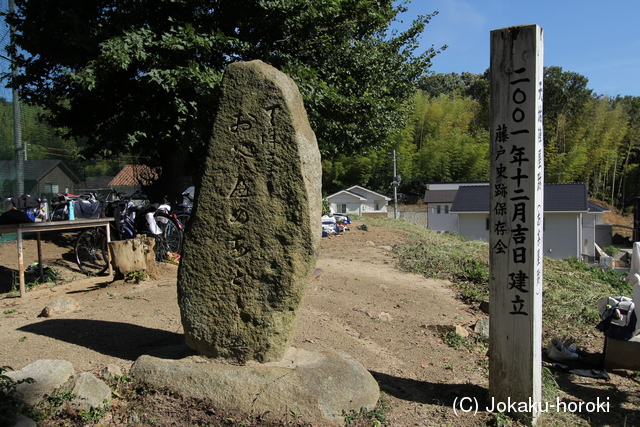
[9, 0, 440, 202]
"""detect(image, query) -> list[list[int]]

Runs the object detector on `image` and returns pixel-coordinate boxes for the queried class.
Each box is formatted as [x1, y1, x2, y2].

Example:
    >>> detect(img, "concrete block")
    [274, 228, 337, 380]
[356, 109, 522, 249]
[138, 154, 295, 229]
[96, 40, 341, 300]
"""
[604, 335, 640, 370]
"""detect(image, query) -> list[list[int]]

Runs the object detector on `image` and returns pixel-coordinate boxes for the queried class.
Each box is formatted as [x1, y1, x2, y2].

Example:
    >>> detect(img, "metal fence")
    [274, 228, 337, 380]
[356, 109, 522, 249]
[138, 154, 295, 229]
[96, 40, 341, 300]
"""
[388, 210, 429, 228]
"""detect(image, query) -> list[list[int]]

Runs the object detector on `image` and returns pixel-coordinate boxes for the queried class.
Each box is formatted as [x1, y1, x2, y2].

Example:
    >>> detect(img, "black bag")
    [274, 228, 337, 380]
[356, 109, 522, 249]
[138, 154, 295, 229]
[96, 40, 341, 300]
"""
[596, 296, 637, 340]
[10, 195, 41, 221]
[51, 194, 67, 205]
[74, 199, 100, 219]
[51, 204, 68, 221]
[11, 195, 40, 210]
[0, 209, 34, 224]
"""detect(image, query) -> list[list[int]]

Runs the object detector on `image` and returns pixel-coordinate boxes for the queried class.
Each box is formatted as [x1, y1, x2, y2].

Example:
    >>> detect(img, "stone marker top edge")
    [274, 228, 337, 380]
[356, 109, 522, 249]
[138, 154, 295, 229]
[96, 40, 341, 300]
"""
[491, 24, 541, 32]
[224, 60, 317, 134]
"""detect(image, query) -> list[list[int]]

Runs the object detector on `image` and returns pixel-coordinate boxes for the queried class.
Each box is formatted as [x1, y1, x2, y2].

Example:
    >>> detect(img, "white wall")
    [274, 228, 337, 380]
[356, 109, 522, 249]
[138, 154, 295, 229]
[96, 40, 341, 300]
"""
[428, 203, 458, 233]
[456, 211, 584, 260]
[361, 200, 388, 212]
[328, 194, 363, 215]
[328, 191, 388, 214]
[544, 213, 580, 259]
[458, 213, 489, 242]
[581, 213, 596, 259]
[330, 202, 361, 215]
[427, 183, 460, 191]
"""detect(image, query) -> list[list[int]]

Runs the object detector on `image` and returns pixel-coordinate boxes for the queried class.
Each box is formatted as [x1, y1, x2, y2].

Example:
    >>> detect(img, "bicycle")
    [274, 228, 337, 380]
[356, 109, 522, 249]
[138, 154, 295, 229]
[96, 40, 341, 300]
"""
[74, 191, 183, 275]
[172, 185, 194, 231]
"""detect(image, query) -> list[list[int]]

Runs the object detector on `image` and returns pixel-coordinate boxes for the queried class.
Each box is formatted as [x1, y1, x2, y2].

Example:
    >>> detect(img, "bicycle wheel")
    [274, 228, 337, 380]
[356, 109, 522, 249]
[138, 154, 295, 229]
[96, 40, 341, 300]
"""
[175, 212, 191, 230]
[154, 212, 183, 261]
[75, 228, 108, 275]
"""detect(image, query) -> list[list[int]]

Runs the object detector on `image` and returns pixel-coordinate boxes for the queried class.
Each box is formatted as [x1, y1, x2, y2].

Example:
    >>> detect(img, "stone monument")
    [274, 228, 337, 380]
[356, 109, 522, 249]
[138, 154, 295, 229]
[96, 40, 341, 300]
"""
[177, 60, 322, 364]
[135, 61, 378, 425]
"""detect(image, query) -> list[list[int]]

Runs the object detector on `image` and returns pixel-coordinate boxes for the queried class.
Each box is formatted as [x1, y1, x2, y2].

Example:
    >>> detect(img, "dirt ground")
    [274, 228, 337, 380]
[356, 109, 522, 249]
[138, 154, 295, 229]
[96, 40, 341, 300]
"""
[0, 221, 638, 426]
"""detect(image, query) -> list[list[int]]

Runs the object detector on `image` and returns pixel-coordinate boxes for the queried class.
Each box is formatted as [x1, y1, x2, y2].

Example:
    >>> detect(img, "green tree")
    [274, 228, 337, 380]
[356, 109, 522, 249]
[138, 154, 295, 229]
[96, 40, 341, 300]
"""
[392, 91, 488, 191]
[418, 72, 464, 98]
[545, 94, 630, 205]
[543, 66, 593, 167]
[418, 71, 489, 136]
[613, 95, 640, 206]
[0, 98, 13, 160]
[7, 0, 442, 201]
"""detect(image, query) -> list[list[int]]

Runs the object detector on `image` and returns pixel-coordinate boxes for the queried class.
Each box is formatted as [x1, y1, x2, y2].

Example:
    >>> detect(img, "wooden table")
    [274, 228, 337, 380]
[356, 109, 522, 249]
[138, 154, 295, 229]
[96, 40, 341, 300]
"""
[0, 218, 113, 297]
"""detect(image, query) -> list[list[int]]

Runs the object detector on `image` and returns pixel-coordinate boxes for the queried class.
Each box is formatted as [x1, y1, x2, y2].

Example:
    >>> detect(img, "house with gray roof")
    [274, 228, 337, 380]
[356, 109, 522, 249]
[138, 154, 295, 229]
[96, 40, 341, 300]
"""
[0, 160, 80, 200]
[424, 182, 487, 233]
[450, 183, 611, 260]
[326, 185, 391, 217]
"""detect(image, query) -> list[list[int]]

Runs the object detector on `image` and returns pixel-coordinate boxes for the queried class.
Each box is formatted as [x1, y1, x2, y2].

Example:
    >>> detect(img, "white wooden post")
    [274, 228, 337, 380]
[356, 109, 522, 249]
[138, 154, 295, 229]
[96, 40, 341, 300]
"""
[489, 25, 544, 423]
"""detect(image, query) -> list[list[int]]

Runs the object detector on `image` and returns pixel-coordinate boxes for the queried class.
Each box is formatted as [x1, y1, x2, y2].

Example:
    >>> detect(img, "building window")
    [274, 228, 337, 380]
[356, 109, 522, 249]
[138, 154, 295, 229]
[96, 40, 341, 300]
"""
[486, 217, 490, 230]
[437, 205, 441, 214]
[445, 205, 449, 214]
[44, 183, 59, 195]
[339, 204, 347, 214]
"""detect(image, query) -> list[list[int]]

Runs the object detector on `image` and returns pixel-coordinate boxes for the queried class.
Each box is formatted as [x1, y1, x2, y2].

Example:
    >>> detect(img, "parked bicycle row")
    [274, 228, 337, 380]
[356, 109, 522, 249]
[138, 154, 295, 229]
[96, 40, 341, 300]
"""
[72, 189, 188, 274]
[2, 187, 195, 275]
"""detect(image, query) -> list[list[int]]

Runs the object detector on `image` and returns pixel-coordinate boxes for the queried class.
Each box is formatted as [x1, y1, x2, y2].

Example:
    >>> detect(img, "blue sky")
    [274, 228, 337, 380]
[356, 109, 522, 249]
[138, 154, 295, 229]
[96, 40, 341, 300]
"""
[1, 2, 637, 99]
[395, 0, 640, 97]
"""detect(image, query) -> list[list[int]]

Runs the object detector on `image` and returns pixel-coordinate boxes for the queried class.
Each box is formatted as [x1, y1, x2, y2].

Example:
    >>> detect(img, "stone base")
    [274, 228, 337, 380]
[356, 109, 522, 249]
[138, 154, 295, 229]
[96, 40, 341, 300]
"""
[604, 335, 640, 370]
[130, 346, 379, 425]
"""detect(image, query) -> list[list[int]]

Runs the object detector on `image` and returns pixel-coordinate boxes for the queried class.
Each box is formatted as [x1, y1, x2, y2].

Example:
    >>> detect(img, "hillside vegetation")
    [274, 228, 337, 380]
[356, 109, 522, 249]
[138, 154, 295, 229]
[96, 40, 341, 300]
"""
[358, 215, 631, 346]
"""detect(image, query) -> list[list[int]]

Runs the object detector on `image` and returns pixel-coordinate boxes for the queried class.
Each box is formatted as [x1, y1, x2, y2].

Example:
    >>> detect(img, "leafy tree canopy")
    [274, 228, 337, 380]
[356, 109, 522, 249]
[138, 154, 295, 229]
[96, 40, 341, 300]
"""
[6, 0, 443, 198]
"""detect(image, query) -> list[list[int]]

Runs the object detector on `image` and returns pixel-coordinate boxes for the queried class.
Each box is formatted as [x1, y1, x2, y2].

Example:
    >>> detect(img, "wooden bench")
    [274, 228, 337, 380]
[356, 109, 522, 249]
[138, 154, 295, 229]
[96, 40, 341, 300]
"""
[0, 218, 113, 297]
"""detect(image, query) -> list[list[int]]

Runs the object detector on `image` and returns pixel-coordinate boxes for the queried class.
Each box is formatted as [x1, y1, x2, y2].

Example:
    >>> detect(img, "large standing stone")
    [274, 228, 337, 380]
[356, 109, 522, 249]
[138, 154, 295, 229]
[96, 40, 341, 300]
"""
[177, 60, 322, 363]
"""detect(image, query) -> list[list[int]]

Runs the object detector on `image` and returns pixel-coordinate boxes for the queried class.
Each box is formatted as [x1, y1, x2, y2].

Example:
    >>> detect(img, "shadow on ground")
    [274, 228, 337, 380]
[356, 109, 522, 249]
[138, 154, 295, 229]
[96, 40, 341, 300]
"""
[370, 370, 487, 406]
[372, 366, 639, 426]
[0, 231, 94, 293]
[18, 319, 194, 361]
[552, 367, 640, 426]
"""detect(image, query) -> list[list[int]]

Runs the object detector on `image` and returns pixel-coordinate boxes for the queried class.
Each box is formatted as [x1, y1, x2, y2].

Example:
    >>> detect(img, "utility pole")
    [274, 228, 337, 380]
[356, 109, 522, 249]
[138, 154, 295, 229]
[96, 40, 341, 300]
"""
[390, 150, 401, 219]
[9, 0, 23, 195]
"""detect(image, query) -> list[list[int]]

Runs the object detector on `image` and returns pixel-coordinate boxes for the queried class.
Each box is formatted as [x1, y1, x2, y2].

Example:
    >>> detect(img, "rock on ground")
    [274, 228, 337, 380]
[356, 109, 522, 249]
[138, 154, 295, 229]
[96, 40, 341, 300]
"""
[6, 359, 74, 405]
[130, 346, 379, 425]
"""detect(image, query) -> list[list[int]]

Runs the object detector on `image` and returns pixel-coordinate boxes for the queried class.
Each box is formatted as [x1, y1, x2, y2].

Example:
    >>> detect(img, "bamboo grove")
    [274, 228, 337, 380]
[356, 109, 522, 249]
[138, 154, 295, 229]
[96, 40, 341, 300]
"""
[323, 67, 640, 211]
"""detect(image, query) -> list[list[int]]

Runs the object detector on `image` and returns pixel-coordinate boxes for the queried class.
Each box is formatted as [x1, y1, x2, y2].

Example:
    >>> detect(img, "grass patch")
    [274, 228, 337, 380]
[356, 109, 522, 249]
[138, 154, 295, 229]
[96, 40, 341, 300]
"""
[441, 331, 488, 352]
[356, 216, 491, 303]
[542, 257, 629, 338]
[125, 270, 149, 284]
[343, 393, 388, 427]
[442, 332, 474, 350]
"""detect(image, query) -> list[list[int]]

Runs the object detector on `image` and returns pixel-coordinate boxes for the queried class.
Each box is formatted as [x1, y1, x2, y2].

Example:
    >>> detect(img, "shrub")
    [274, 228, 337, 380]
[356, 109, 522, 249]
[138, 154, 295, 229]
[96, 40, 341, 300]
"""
[0, 366, 34, 424]
[603, 245, 621, 258]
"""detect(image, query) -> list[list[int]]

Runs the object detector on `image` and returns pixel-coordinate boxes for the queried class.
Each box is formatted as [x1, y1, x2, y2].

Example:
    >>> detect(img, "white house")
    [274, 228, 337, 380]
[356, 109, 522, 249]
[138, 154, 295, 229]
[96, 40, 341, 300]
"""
[326, 185, 391, 216]
[449, 183, 610, 260]
[424, 182, 486, 233]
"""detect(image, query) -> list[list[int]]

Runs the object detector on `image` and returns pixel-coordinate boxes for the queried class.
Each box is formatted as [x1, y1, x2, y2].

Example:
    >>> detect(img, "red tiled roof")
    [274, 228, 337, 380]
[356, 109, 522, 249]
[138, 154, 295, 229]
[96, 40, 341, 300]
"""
[109, 165, 160, 186]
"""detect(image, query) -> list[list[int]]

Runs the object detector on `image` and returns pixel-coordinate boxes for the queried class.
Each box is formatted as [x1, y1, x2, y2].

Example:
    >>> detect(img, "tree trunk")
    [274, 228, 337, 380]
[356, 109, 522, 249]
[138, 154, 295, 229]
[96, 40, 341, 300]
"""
[108, 236, 157, 280]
